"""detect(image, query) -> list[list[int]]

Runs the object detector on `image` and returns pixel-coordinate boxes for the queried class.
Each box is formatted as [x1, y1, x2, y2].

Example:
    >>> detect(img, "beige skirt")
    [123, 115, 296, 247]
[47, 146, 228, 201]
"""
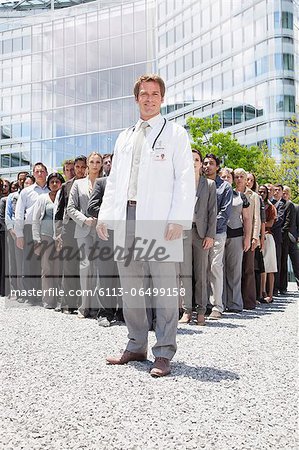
[262, 233, 277, 273]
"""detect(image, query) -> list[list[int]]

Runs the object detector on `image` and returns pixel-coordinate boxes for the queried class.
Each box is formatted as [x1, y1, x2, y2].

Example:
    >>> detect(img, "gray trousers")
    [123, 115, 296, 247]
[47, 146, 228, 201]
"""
[117, 205, 179, 360]
[40, 235, 62, 307]
[180, 227, 209, 315]
[208, 232, 226, 313]
[77, 233, 100, 314]
[97, 231, 122, 319]
[223, 236, 244, 311]
[61, 221, 81, 309]
[7, 232, 24, 293]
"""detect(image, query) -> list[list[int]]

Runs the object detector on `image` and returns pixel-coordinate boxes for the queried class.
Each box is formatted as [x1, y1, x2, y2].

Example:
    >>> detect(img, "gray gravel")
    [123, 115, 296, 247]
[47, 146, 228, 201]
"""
[1, 283, 298, 450]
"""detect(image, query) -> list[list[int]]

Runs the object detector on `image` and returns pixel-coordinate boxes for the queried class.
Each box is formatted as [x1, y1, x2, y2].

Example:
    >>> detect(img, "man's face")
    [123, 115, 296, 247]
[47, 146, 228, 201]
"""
[2, 180, 10, 194]
[282, 188, 290, 201]
[258, 186, 267, 201]
[203, 157, 218, 179]
[136, 81, 164, 121]
[273, 186, 283, 200]
[18, 172, 28, 188]
[33, 165, 47, 186]
[103, 157, 112, 175]
[234, 172, 247, 191]
[63, 163, 75, 181]
[74, 160, 87, 179]
[266, 184, 274, 198]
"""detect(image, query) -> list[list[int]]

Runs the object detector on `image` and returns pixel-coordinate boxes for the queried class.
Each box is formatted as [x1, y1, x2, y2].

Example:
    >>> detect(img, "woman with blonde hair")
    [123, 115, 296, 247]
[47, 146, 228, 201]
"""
[234, 168, 261, 309]
[67, 152, 103, 318]
[220, 168, 251, 312]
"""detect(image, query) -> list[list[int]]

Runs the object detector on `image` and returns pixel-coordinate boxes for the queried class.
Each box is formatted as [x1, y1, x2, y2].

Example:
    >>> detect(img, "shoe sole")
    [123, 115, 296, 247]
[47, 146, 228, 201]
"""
[150, 370, 171, 377]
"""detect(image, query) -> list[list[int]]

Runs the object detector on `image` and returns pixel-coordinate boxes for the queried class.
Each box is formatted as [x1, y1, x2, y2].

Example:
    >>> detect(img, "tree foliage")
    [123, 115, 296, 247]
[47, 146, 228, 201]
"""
[187, 115, 299, 203]
[187, 115, 266, 173]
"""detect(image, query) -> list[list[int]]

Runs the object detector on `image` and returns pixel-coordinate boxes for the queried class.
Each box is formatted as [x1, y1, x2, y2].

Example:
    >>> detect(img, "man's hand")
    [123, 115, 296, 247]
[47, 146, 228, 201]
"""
[251, 238, 258, 251]
[55, 235, 63, 251]
[165, 223, 183, 241]
[16, 237, 24, 249]
[9, 229, 16, 240]
[85, 217, 96, 227]
[243, 236, 251, 252]
[96, 222, 109, 241]
[202, 236, 214, 250]
[34, 242, 41, 256]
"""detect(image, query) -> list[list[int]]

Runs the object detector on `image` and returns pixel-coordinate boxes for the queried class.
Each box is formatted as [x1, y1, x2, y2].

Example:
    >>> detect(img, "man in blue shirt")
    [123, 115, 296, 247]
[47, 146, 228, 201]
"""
[15, 163, 49, 303]
[203, 154, 233, 319]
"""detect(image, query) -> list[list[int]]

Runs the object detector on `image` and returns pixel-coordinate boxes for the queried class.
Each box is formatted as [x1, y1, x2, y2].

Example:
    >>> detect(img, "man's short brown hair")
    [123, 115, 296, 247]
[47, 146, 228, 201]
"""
[63, 159, 74, 172]
[134, 74, 166, 99]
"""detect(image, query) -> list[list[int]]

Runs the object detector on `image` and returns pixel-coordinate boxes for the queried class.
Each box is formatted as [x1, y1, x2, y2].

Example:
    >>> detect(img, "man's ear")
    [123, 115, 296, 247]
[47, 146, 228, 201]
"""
[161, 97, 164, 104]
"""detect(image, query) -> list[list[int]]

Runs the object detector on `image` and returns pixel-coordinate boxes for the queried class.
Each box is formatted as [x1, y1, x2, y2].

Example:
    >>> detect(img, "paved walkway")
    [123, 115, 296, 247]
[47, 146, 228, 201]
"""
[1, 283, 298, 449]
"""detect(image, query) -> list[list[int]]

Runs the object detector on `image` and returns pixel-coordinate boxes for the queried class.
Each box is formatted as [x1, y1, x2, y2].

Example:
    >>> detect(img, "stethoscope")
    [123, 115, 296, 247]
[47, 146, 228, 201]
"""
[132, 118, 167, 150]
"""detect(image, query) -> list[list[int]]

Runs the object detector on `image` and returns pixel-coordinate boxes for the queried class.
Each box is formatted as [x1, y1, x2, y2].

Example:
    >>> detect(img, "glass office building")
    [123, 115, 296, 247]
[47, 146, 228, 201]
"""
[0, 0, 298, 177]
[0, 0, 156, 177]
[158, 0, 298, 158]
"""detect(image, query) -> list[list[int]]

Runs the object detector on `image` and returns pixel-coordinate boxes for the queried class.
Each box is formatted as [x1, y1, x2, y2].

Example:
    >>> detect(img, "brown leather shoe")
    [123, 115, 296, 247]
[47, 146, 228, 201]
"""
[106, 350, 147, 365]
[150, 357, 171, 377]
[178, 312, 192, 324]
[197, 314, 206, 326]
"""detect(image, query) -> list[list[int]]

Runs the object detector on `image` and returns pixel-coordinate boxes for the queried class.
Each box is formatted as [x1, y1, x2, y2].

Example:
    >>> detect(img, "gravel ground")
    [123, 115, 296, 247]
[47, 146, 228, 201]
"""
[1, 283, 298, 450]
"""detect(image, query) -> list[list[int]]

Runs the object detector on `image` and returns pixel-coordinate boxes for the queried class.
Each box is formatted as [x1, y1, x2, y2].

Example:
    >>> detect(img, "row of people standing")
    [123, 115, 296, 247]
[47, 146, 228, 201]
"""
[0, 155, 123, 327]
[1, 155, 298, 328]
[178, 152, 299, 326]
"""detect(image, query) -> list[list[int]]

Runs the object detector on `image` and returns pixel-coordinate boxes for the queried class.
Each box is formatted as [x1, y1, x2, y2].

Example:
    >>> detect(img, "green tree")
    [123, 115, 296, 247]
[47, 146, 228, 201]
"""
[278, 117, 299, 203]
[186, 115, 298, 201]
[187, 115, 273, 174]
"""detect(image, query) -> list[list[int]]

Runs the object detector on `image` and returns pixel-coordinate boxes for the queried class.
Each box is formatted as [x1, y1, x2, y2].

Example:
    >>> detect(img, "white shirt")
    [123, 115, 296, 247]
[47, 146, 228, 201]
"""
[127, 114, 162, 201]
[14, 183, 50, 238]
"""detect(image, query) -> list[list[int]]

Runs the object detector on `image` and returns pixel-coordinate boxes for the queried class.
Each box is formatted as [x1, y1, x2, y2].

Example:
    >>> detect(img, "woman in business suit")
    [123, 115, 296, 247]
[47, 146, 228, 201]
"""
[32, 172, 65, 308]
[179, 149, 217, 326]
[67, 152, 103, 318]
[220, 168, 251, 312]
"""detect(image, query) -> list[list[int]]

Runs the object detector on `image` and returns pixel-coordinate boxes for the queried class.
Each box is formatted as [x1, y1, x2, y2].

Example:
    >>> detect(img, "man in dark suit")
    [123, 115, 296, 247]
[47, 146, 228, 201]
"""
[102, 154, 112, 177]
[87, 166, 124, 326]
[280, 186, 299, 292]
[54, 155, 87, 312]
[271, 184, 286, 295]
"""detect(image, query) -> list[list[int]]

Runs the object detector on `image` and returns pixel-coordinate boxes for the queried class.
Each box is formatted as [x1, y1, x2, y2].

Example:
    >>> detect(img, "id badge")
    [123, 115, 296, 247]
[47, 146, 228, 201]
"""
[153, 141, 166, 161]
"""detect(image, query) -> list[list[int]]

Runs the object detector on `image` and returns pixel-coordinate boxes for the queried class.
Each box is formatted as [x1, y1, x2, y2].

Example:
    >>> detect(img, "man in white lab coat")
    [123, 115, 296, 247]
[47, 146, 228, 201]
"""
[97, 74, 194, 377]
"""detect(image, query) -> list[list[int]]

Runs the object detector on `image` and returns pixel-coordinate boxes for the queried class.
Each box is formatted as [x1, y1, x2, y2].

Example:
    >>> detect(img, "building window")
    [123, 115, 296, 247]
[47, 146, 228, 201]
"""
[275, 95, 295, 112]
[245, 106, 255, 121]
[275, 53, 294, 70]
[274, 11, 293, 30]
[1, 154, 10, 168]
[222, 108, 232, 127]
[233, 106, 243, 124]
[283, 53, 294, 70]
[167, 29, 174, 47]
[284, 95, 295, 112]
[184, 53, 193, 72]
[255, 56, 268, 76]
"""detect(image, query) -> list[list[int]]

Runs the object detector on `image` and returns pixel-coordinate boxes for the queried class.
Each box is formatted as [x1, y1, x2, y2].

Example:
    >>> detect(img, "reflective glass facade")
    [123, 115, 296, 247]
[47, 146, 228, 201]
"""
[157, 0, 298, 158]
[0, 0, 156, 177]
[0, 0, 298, 177]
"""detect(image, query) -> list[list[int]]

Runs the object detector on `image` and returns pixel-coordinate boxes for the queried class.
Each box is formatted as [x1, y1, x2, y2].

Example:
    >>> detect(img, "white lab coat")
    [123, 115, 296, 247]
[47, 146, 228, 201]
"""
[98, 115, 195, 261]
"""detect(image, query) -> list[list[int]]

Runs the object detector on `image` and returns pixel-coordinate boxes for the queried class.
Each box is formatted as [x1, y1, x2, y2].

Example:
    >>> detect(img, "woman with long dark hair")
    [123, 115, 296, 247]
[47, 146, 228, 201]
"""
[32, 172, 65, 308]
[258, 185, 277, 303]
